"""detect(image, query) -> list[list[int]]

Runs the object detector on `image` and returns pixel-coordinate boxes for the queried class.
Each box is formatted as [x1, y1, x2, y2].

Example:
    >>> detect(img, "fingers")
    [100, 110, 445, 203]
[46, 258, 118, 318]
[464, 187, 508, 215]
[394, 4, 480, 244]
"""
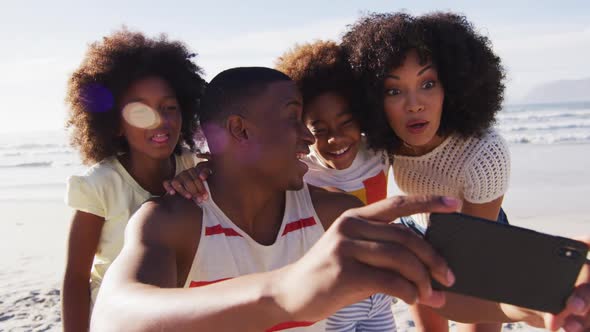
[166, 171, 208, 202]
[544, 283, 590, 331]
[186, 168, 209, 201]
[563, 316, 585, 332]
[348, 238, 446, 306]
[362, 267, 420, 305]
[163, 180, 175, 195]
[336, 217, 455, 289]
[560, 269, 590, 331]
[346, 195, 460, 224]
[540, 238, 590, 331]
[196, 163, 213, 181]
[193, 160, 213, 180]
[196, 152, 212, 160]
[170, 174, 193, 200]
[163, 162, 213, 203]
[568, 285, 590, 315]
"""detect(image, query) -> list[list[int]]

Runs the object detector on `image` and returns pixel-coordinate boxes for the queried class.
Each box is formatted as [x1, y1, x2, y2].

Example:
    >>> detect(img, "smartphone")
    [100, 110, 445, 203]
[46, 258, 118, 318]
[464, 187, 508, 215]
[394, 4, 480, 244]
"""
[399, 216, 426, 237]
[425, 212, 588, 313]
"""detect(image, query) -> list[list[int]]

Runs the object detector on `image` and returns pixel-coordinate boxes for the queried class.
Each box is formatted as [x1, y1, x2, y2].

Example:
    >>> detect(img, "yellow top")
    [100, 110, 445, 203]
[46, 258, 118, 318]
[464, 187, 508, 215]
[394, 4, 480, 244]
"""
[65, 150, 198, 302]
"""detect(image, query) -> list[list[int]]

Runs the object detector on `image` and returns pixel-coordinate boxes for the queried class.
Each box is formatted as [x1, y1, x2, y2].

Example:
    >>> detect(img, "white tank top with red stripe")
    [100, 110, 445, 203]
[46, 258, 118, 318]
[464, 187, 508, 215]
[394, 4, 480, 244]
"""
[183, 182, 327, 331]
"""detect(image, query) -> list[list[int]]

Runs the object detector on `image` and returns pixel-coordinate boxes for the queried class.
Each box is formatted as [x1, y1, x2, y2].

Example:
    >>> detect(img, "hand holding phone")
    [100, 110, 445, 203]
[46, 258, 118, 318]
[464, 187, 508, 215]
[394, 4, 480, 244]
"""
[425, 212, 588, 313]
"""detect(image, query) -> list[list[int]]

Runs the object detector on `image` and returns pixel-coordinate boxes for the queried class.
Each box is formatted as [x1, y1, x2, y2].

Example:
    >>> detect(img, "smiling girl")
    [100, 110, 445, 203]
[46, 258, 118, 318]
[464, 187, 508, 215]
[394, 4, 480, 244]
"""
[62, 29, 206, 331]
[342, 12, 510, 332]
[274, 40, 395, 332]
[276, 40, 390, 205]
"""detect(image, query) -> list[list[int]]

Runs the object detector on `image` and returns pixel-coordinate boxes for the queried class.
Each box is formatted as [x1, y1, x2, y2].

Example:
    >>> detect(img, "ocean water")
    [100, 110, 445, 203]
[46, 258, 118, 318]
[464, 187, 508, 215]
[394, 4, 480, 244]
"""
[0, 130, 83, 201]
[497, 101, 590, 144]
[1, 101, 589, 201]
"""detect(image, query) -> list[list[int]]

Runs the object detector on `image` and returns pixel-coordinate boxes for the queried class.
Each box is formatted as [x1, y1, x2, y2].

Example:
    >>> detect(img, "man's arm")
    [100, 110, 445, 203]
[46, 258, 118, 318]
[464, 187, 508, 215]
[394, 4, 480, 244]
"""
[91, 193, 460, 331]
[91, 193, 590, 332]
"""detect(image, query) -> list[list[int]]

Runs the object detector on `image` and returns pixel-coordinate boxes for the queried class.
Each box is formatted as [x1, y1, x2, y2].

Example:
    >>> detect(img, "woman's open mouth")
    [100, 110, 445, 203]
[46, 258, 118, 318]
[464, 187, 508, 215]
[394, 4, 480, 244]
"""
[406, 120, 429, 134]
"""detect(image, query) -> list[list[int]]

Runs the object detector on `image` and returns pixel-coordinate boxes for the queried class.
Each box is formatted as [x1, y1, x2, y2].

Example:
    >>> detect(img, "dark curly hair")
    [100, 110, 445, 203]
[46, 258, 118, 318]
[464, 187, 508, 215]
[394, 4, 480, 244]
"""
[65, 28, 206, 165]
[341, 12, 505, 154]
[275, 40, 361, 118]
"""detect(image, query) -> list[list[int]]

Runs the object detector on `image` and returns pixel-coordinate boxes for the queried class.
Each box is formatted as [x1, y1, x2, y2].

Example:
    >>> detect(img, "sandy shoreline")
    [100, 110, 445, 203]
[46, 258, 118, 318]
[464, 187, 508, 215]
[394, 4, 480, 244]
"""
[0, 201, 68, 331]
[1, 143, 588, 331]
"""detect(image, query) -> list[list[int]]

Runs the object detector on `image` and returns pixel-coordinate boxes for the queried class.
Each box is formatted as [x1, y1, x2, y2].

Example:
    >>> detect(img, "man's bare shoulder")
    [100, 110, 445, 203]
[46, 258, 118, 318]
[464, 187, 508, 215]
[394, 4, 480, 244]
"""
[143, 194, 203, 217]
[128, 195, 203, 249]
[308, 185, 364, 229]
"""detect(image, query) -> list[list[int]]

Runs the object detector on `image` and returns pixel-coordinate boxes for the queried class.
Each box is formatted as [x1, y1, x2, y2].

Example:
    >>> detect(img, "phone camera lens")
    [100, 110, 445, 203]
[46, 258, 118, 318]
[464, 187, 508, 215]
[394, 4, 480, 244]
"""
[559, 247, 580, 259]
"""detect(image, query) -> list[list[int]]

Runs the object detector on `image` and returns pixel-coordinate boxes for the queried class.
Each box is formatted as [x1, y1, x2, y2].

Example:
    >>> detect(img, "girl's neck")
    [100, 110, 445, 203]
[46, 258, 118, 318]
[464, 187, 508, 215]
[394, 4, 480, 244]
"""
[118, 152, 176, 196]
[398, 135, 447, 157]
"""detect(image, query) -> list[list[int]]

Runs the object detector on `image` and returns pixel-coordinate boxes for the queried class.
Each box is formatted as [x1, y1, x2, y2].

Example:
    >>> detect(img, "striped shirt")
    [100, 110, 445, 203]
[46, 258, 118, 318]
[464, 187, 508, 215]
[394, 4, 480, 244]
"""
[327, 294, 396, 331]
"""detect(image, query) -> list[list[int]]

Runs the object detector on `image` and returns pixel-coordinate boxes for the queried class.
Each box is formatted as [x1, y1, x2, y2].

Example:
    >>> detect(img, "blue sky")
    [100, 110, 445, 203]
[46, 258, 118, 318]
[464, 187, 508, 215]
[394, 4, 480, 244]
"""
[1, 0, 589, 133]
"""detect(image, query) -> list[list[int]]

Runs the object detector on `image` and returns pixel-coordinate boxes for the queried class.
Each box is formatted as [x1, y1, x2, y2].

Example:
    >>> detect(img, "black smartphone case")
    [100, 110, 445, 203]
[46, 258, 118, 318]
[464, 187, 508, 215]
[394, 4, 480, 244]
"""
[426, 212, 588, 313]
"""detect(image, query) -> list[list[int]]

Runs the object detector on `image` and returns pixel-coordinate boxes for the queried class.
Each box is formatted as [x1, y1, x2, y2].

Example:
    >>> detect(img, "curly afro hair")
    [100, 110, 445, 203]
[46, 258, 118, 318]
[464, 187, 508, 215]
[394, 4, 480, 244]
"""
[65, 28, 206, 165]
[275, 40, 361, 117]
[341, 12, 506, 154]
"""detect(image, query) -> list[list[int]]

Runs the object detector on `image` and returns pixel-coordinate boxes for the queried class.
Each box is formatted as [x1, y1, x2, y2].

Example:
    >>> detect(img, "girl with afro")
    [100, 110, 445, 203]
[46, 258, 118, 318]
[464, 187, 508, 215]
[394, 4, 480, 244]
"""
[62, 29, 206, 331]
[275, 40, 394, 331]
[342, 12, 510, 332]
[275, 40, 390, 206]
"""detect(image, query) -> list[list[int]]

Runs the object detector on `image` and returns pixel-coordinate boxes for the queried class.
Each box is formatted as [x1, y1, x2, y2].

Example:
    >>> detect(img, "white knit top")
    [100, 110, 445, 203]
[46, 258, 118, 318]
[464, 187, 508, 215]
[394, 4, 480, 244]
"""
[393, 129, 511, 228]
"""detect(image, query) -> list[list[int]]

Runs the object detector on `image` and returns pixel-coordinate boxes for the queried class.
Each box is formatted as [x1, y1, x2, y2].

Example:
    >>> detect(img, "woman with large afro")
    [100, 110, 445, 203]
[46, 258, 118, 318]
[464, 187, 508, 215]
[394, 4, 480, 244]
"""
[342, 12, 510, 332]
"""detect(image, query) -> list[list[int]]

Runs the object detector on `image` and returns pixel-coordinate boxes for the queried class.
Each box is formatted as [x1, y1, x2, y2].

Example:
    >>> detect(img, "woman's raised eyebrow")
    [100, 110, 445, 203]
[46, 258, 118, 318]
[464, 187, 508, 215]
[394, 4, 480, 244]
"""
[417, 65, 433, 76]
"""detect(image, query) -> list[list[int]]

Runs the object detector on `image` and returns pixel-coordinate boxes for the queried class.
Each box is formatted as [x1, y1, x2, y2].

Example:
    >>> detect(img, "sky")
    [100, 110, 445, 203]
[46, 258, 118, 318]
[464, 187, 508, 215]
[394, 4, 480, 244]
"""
[1, 0, 589, 134]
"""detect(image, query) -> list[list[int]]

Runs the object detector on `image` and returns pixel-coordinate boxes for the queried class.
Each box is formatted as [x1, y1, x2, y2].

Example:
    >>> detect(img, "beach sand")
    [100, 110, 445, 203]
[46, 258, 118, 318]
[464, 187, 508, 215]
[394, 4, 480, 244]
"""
[1, 143, 588, 331]
[0, 201, 69, 331]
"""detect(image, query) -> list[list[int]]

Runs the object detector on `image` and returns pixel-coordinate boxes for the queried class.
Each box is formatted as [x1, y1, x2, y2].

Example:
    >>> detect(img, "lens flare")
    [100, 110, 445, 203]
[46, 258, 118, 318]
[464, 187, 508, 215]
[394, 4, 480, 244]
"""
[121, 102, 161, 129]
[81, 83, 114, 113]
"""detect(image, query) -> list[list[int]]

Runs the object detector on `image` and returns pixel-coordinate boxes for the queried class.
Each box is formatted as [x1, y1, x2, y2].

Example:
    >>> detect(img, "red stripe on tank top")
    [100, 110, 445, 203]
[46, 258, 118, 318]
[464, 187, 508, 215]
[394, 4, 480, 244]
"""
[189, 278, 232, 287]
[266, 321, 317, 331]
[189, 278, 316, 331]
[281, 217, 317, 236]
[205, 224, 242, 237]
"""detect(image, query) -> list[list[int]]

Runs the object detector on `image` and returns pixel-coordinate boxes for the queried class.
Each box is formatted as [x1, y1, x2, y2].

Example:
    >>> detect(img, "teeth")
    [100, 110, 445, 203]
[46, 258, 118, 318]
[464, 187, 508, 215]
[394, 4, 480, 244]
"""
[331, 146, 349, 155]
[296, 153, 307, 159]
[152, 133, 169, 143]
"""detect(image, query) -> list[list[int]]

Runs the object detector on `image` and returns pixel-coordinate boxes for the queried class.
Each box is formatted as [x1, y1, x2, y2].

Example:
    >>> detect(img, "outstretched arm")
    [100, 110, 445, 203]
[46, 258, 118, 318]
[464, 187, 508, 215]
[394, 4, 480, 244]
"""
[91, 195, 459, 332]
